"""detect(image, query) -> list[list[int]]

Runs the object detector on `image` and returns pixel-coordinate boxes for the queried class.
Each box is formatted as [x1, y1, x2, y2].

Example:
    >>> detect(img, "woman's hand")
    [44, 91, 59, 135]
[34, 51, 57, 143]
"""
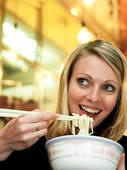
[117, 153, 125, 170]
[0, 110, 57, 160]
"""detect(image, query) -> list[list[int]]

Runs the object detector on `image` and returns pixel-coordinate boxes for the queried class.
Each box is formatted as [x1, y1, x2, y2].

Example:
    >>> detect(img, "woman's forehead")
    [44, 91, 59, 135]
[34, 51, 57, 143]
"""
[72, 54, 120, 84]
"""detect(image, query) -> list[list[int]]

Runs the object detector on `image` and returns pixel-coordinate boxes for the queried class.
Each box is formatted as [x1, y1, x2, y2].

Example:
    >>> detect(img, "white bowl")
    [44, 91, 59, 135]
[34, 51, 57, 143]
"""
[45, 135, 124, 170]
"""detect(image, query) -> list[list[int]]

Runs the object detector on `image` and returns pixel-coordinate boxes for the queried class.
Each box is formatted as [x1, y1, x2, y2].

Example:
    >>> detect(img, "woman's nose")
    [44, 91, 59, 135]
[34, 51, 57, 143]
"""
[85, 87, 101, 103]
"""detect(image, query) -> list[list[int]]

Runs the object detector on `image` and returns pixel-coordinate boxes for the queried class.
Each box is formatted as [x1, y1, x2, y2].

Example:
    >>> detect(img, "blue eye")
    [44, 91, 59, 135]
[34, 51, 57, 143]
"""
[103, 85, 115, 92]
[78, 78, 88, 86]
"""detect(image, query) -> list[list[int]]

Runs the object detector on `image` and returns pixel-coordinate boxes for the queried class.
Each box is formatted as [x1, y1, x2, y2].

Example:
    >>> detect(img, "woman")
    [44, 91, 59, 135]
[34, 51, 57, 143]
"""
[0, 40, 127, 169]
[47, 40, 127, 169]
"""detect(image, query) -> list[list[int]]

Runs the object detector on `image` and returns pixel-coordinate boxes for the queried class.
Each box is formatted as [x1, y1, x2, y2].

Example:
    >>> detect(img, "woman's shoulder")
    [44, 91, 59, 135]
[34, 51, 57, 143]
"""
[118, 135, 127, 169]
[118, 135, 127, 146]
[118, 135, 127, 148]
[118, 135, 127, 154]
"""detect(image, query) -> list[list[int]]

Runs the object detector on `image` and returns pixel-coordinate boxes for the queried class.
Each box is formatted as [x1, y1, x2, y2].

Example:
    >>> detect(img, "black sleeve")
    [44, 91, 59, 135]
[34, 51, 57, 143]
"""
[118, 135, 127, 170]
[0, 136, 52, 170]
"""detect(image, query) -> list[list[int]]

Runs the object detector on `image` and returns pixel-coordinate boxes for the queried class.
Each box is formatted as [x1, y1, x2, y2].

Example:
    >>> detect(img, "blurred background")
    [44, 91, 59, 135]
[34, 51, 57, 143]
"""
[0, 0, 127, 127]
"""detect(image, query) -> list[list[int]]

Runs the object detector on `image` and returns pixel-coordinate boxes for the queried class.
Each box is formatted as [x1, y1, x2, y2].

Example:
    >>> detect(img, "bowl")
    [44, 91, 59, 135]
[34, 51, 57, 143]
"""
[45, 135, 124, 170]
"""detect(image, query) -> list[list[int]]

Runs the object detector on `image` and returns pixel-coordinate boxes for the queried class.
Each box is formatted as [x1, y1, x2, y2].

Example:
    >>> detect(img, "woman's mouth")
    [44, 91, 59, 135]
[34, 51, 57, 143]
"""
[79, 105, 102, 118]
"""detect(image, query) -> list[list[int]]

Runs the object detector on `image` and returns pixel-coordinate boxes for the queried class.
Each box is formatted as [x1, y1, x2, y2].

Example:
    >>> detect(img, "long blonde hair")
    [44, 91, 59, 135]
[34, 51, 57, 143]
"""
[47, 40, 127, 141]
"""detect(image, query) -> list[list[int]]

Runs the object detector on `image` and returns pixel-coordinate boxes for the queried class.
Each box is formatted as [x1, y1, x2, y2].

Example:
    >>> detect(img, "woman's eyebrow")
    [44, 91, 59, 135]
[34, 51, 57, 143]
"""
[78, 73, 92, 79]
[105, 80, 120, 86]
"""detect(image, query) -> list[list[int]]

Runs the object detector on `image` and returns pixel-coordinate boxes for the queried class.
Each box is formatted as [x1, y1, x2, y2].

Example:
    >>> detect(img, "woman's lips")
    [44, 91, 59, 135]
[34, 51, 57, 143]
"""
[79, 105, 102, 118]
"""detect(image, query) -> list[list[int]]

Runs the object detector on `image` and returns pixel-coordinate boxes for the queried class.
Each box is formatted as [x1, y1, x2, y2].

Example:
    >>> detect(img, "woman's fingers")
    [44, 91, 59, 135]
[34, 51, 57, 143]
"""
[13, 121, 48, 134]
[34, 128, 47, 138]
[1, 110, 57, 152]
[18, 111, 58, 123]
[117, 153, 125, 170]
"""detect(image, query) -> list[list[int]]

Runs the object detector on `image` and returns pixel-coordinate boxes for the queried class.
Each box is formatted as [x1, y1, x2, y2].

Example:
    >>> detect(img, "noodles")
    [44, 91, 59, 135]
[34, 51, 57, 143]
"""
[72, 113, 94, 135]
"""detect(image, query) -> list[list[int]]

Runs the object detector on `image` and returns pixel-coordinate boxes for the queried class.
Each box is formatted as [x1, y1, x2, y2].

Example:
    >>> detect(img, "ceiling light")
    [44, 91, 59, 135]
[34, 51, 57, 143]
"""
[84, 0, 95, 6]
[43, 76, 52, 85]
[2, 50, 18, 63]
[70, 8, 78, 16]
[78, 22, 93, 44]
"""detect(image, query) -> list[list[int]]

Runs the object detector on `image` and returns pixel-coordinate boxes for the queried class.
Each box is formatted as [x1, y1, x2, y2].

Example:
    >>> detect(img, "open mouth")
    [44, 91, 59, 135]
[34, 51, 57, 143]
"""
[79, 105, 102, 117]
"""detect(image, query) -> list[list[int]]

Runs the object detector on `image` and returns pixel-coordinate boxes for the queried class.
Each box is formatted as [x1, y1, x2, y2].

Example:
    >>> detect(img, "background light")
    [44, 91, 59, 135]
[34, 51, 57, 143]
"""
[84, 0, 95, 6]
[70, 8, 78, 16]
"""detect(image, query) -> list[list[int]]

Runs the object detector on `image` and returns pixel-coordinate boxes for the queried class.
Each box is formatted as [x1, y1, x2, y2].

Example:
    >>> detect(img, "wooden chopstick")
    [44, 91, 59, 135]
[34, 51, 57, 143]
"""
[0, 108, 73, 121]
[0, 108, 36, 118]
[56, 114, 73, 120]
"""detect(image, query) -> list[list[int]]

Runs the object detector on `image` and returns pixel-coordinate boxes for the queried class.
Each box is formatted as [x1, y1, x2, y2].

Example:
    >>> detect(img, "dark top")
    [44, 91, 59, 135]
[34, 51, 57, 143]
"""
[118, 135, 127, 169]
[0, 136, 52, 169]
[0, 135, 127, 169]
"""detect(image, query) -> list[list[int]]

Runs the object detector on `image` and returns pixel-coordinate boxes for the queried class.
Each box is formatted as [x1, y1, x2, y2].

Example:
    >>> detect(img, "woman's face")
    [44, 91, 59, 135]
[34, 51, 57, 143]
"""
[68, 54, 120, 128]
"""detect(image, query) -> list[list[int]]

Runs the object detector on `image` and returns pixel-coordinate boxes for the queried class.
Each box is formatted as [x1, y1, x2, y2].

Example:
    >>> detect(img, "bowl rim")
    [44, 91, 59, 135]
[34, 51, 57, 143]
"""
[45, 135, 124, 153]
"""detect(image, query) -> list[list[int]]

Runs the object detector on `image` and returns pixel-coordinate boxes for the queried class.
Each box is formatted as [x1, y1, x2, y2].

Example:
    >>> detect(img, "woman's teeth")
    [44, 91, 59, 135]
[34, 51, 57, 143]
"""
[80, 105, 101, 115]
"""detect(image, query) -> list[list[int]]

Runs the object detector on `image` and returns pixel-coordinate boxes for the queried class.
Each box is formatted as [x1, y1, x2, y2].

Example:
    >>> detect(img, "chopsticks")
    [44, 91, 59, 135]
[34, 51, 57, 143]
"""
[0, 108, 73, 121]
[56, 114, 73, 120]
[0, 108, 35, 118]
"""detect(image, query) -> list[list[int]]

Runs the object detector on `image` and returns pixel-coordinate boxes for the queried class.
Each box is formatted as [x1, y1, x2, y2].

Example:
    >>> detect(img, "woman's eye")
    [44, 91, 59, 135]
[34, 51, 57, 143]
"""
[103, 84, 115, 92]
[77, 78, 88, 86]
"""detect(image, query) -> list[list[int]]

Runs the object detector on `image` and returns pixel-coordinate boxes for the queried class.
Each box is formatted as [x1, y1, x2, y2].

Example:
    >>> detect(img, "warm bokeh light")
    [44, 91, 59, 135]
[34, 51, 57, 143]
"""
[70, 8, 78, 16]
[2, 50, 17, 62]
[83, 0, 96, 6]
[2, 21, 37, 62]
[43, 76, 53, 85]
[78, 27, 93, 44]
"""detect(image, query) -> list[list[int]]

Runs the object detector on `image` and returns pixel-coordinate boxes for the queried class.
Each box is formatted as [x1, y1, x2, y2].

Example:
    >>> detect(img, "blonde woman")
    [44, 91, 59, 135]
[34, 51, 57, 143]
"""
[47, 40, 127, 169]
[0, 40, 127, 170]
